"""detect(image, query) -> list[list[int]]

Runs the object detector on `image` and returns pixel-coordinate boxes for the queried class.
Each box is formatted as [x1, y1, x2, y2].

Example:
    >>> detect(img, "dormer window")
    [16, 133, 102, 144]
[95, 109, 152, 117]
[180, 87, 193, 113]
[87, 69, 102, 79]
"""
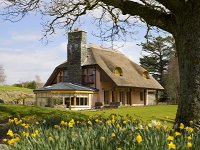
[82, 67, 95, 84]
[114, 67, 123, 76]
[143, 71, 150, 79]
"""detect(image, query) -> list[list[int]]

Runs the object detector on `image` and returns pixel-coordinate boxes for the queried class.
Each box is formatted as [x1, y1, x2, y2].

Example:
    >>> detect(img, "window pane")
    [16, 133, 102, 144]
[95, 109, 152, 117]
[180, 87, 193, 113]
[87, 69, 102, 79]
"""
[76, 97, 80, 105]
[80, 98, 84, 105]
[71, 97, 74, 105]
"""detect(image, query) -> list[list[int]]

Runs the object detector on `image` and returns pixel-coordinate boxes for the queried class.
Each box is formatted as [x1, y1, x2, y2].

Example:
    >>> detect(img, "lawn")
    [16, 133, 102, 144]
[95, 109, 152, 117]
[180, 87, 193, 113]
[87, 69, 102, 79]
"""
[81, 105, 177, 123]
[0, 86, 32, 92]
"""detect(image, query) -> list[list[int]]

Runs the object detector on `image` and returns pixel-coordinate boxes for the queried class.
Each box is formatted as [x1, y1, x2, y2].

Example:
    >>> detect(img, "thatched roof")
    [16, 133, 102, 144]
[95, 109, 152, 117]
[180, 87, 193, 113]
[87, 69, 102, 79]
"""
[45, 44, 163, 90]
[44, 61, 68, 86]
[84, 44, 163, 90]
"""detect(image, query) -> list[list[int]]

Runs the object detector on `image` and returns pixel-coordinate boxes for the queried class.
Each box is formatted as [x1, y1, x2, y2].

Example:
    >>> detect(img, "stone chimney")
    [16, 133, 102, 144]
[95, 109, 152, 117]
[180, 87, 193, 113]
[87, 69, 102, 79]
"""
[67, 29, 87, 84]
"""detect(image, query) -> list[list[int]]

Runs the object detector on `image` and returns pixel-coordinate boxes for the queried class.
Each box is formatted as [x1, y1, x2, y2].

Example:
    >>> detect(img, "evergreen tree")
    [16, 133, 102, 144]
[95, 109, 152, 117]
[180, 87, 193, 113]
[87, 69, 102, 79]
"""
[140, 36, 175, 85]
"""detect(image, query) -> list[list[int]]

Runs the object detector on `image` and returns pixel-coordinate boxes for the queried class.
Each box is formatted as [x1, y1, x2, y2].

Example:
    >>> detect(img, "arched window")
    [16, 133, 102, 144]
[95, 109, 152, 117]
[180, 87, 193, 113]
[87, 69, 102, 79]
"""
[143, 71, 150, 79]
[113, 67, 123, 76]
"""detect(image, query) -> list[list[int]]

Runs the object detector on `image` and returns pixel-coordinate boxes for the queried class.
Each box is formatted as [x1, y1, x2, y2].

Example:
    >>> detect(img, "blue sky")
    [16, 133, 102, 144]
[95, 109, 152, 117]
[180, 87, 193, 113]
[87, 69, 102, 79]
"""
[0, 11, 149, 85]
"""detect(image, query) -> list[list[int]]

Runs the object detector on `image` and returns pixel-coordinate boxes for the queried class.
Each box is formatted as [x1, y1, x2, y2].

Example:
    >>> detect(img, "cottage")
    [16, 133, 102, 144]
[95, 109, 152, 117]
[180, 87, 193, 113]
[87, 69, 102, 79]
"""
[34, 30, 163, 110]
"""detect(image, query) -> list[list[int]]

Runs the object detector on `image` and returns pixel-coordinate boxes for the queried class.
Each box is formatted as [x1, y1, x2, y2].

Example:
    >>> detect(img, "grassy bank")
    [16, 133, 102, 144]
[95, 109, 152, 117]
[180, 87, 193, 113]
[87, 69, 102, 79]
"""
[0, 86, 34, 103]
[81, 105, 177, 123]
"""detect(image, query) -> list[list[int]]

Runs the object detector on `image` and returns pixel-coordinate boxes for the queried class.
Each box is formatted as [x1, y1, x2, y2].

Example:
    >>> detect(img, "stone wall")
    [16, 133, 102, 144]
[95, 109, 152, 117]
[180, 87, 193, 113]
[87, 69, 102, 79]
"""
[67, 30, 87, 84]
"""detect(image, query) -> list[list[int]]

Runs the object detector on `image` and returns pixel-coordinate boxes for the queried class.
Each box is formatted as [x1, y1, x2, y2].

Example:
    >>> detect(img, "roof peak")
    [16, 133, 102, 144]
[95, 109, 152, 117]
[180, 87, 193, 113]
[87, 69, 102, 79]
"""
[89, 44, 122, 54]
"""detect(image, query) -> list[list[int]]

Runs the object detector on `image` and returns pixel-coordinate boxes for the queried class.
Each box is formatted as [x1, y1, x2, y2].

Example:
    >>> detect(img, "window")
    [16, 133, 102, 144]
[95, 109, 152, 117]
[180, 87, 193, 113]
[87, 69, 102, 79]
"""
[63, 70, 68, 82]
[140, 92, 144, 101]
[114, 67, 123, 76]
[143, 71, 150, 79]
[82, 67, 95, 84]
[71, 96, 88, 106]
[104, 91, 109, 104]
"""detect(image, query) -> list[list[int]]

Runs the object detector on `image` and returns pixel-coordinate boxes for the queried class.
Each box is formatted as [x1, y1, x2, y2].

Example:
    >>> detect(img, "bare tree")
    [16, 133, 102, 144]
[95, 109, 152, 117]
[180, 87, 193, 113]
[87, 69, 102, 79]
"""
[0, 65, 6, 85]
[1, 0, 200, 126]
[35, 75, 43, 88]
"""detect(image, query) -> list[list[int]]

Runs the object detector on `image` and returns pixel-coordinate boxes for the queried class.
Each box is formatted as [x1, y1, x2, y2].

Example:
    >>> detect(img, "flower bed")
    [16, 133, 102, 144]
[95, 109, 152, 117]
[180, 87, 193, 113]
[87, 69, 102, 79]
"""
[2, 115, 199, 150]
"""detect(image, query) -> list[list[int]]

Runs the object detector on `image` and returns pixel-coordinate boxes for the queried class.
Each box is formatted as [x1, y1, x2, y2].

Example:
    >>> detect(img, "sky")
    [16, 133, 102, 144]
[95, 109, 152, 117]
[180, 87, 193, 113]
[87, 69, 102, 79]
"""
[0, 8, 150, 85]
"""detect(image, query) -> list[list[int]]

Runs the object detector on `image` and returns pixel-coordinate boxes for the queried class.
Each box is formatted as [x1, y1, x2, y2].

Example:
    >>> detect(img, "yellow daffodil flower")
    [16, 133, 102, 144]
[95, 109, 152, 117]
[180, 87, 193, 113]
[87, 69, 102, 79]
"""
[136, 134, 142, 144]
[187, 142, 192, 148]
[112, 133, 115, 138]
[167, 136, 174, 141]
[168, 142, 176, 149]
[60, 120, 65, 125]
[116, 124, 120, 128]
[22, 132, 29, 137]
[7, 139, 15, 145]
[7, 129, 14, 137]
[174, 132, 181, 137]
[179, 123, 184, 130]
[187, 136, 192, 141]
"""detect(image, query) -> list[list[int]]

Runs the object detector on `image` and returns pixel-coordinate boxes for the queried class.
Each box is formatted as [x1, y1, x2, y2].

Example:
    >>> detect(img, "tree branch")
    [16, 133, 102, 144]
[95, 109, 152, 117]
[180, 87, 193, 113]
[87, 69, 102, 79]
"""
[155, 0, 179, 13]
[100, 0, 176, 34]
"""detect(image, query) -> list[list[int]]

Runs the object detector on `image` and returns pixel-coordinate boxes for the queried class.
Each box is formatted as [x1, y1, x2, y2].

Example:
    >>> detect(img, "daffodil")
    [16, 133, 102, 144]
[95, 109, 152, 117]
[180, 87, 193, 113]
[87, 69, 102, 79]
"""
[187, 136, 192, 141]
[3, 139, 7, 142]
[22, 132, 29, 137]
[13, 137, 20, 142]
[179, 123, 184, 130]
[68, 122, 74, 127]
[117, 148, 122, 150]
[123, 120, 127, 124]
[136, 134, 142, 144]
[7, 139, 15, 145]
[111, 132, 115, 138]
[186, 127, 194, 133]
[116, 123, 120, 128]
[23, 124, 29, 129]
[167, 136, 174, 141]
[60, 120, 65, 125]
[174, 132, 181, 137]
[35, 130, 39, 135]
[106, 120, 111, 125]
[168, 142, 176, 149]
[15, 119, 22, 125]
[88, 120, 92, 125]
[7, 129, 14, 137]
[9, 119, 14, 123]
[31, 133, 37, 138]
[187, 142, 192, 148]
[36, 122, 39, 125]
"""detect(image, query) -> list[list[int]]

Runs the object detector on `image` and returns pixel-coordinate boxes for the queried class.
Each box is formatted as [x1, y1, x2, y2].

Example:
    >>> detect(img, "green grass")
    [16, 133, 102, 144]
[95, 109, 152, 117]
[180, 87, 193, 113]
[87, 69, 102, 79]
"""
[0, 85, 34, 102]
[0, 85, 32, 92]
[81, 105, 177, 123]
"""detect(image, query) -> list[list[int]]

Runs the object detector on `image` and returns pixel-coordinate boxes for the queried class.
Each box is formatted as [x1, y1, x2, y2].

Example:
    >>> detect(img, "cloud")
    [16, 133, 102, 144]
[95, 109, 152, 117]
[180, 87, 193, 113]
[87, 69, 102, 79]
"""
[0, 42, 67, 85]
[10, 32, 41, 42]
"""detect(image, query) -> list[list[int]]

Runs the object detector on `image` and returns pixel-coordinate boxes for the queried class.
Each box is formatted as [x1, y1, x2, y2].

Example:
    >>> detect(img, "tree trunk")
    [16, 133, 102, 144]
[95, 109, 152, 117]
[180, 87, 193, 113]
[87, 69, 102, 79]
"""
[174, 8, 200, 126]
